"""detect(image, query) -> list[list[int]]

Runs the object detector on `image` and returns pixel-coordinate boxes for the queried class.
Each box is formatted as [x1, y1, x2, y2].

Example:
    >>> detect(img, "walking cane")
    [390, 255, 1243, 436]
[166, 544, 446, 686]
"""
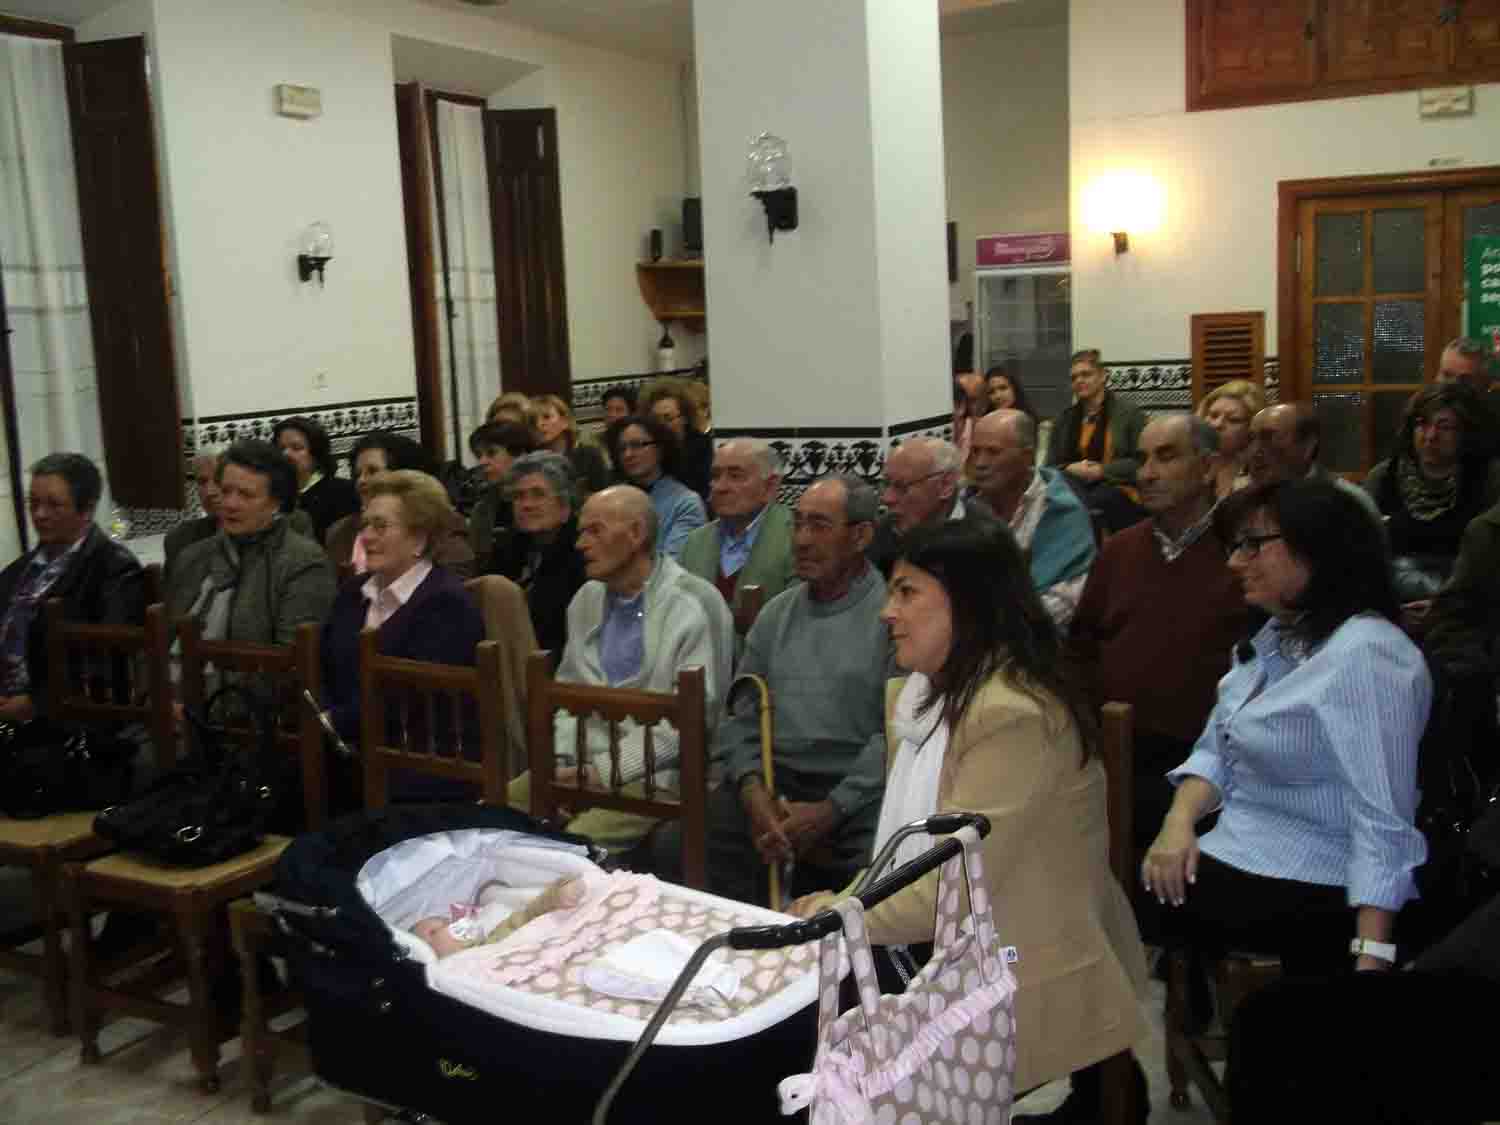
[729, 672, 784, 909]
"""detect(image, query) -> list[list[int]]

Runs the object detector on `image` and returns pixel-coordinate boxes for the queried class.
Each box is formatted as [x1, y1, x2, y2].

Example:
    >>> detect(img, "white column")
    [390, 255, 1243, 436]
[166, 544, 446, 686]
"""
[694, 0, 952, 486]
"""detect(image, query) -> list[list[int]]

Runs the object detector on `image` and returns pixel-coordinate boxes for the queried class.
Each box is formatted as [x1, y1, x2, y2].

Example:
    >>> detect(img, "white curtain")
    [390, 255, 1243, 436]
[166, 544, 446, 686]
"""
[432, 100, 501, 464]
[0, 35, 110, 558]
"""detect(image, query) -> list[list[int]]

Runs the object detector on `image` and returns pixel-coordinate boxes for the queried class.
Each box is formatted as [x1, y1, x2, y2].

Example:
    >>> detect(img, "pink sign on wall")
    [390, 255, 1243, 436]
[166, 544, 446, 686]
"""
[975, 232, 1070, 268]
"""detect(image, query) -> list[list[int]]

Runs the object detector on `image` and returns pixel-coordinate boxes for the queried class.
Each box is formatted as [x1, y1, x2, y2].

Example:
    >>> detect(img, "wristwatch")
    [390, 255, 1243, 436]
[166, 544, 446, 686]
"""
[1349, 938, 1397, 964]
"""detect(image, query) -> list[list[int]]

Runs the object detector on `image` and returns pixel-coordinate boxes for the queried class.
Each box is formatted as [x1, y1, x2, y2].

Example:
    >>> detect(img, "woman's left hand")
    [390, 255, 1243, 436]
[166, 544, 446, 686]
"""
[786, 892, 836, 919]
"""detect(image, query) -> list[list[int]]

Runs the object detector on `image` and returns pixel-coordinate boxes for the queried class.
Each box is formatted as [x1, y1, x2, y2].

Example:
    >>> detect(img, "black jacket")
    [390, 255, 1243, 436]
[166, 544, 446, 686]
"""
[0, 526, 145, 718]
[296, 475, 360, 545]
[486, 517, 587, 655]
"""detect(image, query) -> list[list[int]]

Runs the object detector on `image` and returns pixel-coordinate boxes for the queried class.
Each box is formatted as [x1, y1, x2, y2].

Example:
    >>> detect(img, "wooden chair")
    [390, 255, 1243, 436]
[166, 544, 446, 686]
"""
[60, 620, 322, 1094]
[1165, 948, 1280, 1121]
[524, 650, 709, 887]
[1095, 701, 1145, 1125]
[733, 583, 766, 637]
[0, 600, 174, 1036]
[234, 629, 512, 1112]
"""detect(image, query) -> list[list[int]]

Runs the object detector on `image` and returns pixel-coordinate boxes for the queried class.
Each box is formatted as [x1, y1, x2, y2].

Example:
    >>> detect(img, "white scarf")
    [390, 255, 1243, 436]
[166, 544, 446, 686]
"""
[871, 672, 950, 874]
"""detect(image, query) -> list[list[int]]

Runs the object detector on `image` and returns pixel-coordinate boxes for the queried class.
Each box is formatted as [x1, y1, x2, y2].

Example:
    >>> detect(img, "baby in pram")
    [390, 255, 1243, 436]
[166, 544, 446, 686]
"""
[410, 874, 590, 958]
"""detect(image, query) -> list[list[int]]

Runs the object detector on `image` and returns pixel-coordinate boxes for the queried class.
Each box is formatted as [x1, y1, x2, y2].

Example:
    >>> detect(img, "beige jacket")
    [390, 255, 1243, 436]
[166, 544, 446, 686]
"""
[863, 674, 1149, 1093]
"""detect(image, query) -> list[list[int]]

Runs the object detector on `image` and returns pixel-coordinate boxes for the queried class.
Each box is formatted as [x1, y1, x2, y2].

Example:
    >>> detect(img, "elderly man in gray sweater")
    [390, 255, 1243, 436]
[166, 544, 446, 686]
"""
[652, 473, 889, 905]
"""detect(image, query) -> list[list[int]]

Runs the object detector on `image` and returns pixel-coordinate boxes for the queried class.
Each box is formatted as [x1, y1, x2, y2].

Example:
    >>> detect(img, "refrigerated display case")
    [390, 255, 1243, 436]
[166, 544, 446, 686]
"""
[973, 232, 1073, 424]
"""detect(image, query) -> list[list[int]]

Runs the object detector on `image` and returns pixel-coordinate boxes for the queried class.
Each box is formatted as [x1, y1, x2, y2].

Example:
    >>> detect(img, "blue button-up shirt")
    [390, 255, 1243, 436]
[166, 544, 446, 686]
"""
[1168, 613, 1430, 911]
[599, 587, 646, 687]
[718, 504, 769, 579]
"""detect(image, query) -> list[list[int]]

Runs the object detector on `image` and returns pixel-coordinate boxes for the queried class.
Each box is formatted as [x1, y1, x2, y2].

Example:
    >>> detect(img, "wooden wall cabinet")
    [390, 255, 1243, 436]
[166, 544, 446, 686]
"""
[635, 260, 706, 331]
[1189, 0, 1500, 111]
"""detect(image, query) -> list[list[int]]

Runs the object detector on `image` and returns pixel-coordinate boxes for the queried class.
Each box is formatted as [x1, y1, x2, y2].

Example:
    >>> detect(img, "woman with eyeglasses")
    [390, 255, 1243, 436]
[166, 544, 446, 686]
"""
[320, 470, 485, 807]
[1144, 478, 1429, 990]
[604, 414, 706, 559]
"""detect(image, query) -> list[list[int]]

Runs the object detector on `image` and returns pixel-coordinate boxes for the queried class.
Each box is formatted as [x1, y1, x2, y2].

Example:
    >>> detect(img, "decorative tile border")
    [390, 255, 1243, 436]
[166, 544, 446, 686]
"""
[572, 368, 706, 419]
[1105, 358, 1280, 410]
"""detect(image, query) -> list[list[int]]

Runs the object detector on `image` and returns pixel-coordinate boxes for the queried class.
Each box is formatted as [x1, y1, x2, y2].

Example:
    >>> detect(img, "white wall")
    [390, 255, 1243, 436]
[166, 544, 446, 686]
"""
[941, 21, 1069, 308]
[1070, 0, 1500, 363]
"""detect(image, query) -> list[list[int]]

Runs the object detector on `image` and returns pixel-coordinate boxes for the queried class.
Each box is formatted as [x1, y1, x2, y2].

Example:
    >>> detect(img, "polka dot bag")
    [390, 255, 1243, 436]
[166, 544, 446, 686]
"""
[778, 825, 1018, 1124]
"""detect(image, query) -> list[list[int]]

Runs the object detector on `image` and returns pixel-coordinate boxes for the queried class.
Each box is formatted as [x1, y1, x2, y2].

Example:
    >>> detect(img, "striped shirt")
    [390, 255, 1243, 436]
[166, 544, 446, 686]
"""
[1167, 613, 1430, 911]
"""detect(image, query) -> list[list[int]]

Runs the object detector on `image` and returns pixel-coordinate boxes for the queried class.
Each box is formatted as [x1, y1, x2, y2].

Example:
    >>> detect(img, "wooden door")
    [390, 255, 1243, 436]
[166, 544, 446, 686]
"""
[62, 36, 182, 509]
[1442, 187, 1500, 344]
[1297, 193, 1443, 473]
[1324, 0, 1449, 83]
[394, 82, 444, 460]
[1195, 0, 1318, 100]
[483, 109, 571, 401]
[1452, 0, 1500, 70]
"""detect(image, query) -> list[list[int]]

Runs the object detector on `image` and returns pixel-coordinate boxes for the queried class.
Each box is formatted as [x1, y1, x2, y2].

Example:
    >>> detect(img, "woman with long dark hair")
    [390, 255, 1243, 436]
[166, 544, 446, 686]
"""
[984, 363, 1037, 421]
[790, 522, 1148, 1099]
[273, 415, 359, 543]
[604, 413, 706, 559]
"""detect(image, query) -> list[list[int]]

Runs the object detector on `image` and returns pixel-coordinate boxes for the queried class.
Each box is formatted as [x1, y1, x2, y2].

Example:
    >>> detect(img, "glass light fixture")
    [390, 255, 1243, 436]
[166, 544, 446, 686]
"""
[747, 133, 798, 244]
[297, 221, 335, 284]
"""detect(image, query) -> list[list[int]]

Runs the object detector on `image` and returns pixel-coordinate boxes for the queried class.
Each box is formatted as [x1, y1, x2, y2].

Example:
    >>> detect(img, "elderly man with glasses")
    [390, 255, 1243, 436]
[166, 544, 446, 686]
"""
[867, 436, 996, 576]
[650, 473, 889, 906]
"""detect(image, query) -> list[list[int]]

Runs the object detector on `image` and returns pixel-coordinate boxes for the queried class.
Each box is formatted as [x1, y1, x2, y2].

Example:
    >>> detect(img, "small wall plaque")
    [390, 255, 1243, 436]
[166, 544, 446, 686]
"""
[275, 83, 323, 119]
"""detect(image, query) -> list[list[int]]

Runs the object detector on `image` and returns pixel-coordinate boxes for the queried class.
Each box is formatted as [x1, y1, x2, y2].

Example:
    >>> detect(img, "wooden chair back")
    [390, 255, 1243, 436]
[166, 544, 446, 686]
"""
[733, 584, 766, 637]
[359, 629, 509, 809]
[177, 618, 326, 831]
[1097, 701, 1134, 887]
[464, 574, 535, 772]
[44, 600, 176, 773]
[142, 563, 163, 609]
[524, 650, 709, 887]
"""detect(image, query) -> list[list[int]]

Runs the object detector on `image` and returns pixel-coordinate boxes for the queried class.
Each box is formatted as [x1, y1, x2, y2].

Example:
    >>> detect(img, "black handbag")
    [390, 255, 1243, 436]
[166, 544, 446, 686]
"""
[0, 720, 137, 820]
[93, 683, 278, 866]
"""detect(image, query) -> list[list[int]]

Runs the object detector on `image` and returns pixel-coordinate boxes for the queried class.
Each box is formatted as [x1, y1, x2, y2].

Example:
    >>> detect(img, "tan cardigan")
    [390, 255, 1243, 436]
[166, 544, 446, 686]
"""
[859, 674, 1149, 1093]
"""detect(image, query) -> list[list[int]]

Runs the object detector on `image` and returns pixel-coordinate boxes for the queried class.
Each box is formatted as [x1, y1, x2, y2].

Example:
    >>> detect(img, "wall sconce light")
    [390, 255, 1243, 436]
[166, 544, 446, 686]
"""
[1082, 172, 1163, 258]
[747, 132, 798, 244]
[297, 221, 334, 285]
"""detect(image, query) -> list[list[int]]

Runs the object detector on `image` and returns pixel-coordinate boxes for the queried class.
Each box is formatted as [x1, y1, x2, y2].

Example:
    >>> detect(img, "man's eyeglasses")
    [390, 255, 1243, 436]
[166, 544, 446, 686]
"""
[880, 470, 945, 497]
[618, 439, 658, 453]
[1228, 532, 1283, 558]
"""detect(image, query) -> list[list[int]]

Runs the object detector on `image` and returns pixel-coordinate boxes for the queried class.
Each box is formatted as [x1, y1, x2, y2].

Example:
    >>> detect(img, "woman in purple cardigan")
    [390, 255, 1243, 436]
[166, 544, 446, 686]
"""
[320, 470, 484, 806]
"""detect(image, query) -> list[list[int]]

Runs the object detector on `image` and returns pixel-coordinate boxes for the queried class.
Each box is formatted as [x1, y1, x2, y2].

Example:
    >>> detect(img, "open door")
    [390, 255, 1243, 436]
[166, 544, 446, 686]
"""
[62, 36, 182, 509]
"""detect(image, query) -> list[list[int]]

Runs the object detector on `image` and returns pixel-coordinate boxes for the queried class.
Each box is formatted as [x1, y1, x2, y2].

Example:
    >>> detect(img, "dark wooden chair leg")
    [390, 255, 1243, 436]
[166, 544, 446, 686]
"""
[1098, 1049, 1140, 1125]
[178, 902, 222, 1095]
[1165, 949, 1193, 1111]
[232, 903, 274, 1113]
[34, 854, 70, 1036]
[62, 865, 101, 1064]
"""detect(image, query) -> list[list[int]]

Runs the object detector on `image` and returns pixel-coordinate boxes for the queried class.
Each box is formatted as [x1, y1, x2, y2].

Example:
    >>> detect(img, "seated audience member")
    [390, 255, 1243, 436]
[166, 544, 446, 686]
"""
[1245, 401, 1383, 523]
[467, 421, 536, 563]
[167, 439, 336, 645]
[678, 438, 796, 615]
[1435, 335, 1491, 391]
[985, 363, 1036, 419]
[506, 485, 732, 852]
[601, 386, 637, 428]
[654, 475, 889, 904]
[681, 376, 712, 436]
[485, 391, 532, 427]
[320, 471, 484, 804]
[529, 394, 610, 499]
[164, 448, 224, 576]
[955, 369, 988, 421]
[790, 522, 1148, 1103]
[951, 378, 975, 465]
[868, 436, 995, 576]
[487, 452, 587, 655]
[1363, 383, 1500, 607]
[273, 416, 360, 544]
[606, 414, 706, 560]
[645, 379, 713, 501]
[967, 409, 1094, 627]
[1046, 348, 1147, 531]
[1071, 412, 1248, 865]
[1145, 478, 1428, 983]
[1197, 380, 1265, 501]
[326, 431, 473, 578]
[0, 453, 145, 731]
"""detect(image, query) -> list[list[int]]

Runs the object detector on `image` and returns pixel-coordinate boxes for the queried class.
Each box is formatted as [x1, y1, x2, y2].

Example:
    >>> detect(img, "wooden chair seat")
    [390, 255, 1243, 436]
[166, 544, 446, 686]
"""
[0, 812, 105, 851]
[82, 837, 290, 890]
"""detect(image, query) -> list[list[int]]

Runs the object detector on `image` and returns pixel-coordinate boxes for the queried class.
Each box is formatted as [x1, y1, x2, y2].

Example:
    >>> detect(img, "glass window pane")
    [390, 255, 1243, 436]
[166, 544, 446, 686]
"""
[1316, 213, 1364, 296]
[1313, 393, 1364, 473]
[1313, 303, 1365, 383]
[1463, 202, 1500, 241]
[1372, 392, 1409, 464]
[1372, 208, 1425, 294]
[1372, 301, 1424, 384]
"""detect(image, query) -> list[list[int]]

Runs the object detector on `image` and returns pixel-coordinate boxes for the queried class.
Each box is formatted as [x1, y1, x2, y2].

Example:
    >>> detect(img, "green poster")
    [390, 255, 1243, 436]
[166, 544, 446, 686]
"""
[1467, 235, 1500, 361]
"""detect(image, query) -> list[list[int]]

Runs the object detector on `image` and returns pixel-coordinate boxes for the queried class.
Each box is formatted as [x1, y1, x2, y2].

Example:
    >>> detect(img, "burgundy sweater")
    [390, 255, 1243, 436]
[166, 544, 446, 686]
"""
[1070, 519, 1250, 746]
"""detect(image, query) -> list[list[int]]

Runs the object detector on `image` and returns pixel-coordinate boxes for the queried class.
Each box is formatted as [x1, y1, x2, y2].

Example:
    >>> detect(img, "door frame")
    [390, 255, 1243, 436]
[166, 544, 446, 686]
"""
[1277, 165, 1500, 400]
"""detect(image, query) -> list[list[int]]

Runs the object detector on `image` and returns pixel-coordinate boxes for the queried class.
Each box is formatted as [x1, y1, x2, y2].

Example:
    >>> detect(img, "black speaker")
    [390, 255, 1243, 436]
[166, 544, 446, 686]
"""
[649, 228, 663, 262]
[682, 197, 703, 256]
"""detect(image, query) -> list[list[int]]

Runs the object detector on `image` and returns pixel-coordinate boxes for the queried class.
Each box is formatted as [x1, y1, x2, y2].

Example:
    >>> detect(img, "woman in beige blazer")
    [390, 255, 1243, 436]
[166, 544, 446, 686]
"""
[791, 521, 1148, 1099]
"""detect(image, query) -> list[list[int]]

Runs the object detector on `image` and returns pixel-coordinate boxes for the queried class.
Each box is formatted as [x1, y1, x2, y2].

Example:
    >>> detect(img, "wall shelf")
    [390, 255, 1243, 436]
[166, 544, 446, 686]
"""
[636, 260, 705, 331]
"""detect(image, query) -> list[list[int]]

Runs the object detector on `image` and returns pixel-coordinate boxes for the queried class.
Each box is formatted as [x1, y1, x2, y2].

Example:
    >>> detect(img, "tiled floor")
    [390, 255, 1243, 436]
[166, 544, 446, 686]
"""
[0, 869, 1218, 1123]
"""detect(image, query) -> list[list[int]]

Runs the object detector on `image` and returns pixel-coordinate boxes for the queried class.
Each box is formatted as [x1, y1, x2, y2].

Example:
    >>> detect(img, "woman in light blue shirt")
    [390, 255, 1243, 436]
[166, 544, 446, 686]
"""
[605, 413, 706, 560]
[1144, 478, 1429, 978]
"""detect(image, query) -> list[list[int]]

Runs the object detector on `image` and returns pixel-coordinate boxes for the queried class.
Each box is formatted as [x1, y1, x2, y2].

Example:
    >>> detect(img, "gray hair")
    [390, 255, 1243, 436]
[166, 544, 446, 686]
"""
[505, 450, 578, 510]
[815, 473, 879, 524]
[1445, 336, 1488, 361]
[719, 437, 782, 480]
[900, 436, 961, 475]
[1006, 412, 1038, 451]
[1147, 411, 1220, 456]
